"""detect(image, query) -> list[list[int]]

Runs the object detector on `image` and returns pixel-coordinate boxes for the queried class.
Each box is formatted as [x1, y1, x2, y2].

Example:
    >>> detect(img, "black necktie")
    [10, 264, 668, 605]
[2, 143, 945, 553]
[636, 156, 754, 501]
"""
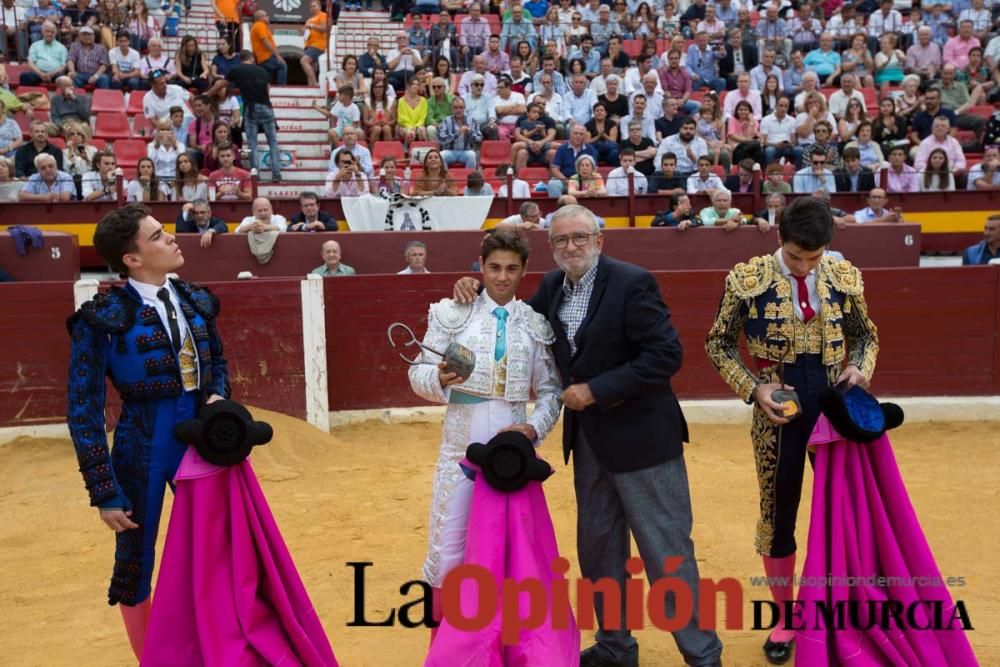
[157, 287, 182, 353]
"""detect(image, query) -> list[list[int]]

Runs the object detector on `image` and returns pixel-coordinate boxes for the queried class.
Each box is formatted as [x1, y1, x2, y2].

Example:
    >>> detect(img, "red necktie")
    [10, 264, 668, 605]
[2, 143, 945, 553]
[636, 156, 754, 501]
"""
[794, 275, 815, 322]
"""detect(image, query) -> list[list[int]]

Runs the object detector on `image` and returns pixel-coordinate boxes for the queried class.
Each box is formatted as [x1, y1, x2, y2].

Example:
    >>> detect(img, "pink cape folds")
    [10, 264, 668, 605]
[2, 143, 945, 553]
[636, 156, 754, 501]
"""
[425, 466, 581, 667]
[142, 448, 338, 667]
[796, 416, 977, 666]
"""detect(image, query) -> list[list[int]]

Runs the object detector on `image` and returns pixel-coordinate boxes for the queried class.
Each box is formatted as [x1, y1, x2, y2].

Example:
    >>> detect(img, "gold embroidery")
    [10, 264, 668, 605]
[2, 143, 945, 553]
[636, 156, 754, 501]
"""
[179, 334, 198, 391]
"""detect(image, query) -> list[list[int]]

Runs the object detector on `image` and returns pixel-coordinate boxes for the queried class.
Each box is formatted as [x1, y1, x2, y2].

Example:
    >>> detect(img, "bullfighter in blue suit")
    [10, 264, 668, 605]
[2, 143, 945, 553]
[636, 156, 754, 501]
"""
[66, 204, 230, 660]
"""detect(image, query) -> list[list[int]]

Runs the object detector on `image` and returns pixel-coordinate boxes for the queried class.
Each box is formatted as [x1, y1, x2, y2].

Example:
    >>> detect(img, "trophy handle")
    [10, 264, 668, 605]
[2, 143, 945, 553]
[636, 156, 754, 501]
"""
[386, 322, 445, 366]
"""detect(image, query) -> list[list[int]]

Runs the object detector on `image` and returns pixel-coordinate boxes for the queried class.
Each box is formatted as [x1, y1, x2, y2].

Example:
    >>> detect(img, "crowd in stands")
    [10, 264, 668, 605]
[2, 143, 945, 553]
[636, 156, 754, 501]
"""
[1, 0, 998, 220]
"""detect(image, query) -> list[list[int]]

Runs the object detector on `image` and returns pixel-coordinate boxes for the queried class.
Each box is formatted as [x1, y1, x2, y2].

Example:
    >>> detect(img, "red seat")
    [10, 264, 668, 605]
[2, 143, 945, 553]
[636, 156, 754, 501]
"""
[622, 40, 643, 57]
[91, 89, 126, 114]
[4, 64, 28, 86]
[14, 85, 48, 97]
[955, 129, 978, 145]
[126, 90, 147, 115]
[372, 140, 405, 162]
[94, 112, 133, 140]
[519, 166, 550, 182]
[710, 165, 726, 178]
[91, 138, 109, 151]
[112, 138, 148, 167]
[968, 105, 995, 120]
[479, 139, 512, 168]
[860, 87, 878, 111]
[131, 113, 156, 138]
[449, 167, 473, 186]
[408, 139, 439, 155]
[48, 137, 65, 150]
[13, 112, 31, 137]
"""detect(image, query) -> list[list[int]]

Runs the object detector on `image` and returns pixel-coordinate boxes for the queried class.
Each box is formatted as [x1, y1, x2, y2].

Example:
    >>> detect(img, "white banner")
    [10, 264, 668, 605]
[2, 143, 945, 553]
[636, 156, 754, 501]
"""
[341, 194, 494, 232]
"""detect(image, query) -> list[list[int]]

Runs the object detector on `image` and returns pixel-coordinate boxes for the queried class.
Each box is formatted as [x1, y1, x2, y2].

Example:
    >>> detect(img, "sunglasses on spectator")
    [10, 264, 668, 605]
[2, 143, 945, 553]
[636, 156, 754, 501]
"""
[472, 82, 484, 87]
[812, 159, 826, 165]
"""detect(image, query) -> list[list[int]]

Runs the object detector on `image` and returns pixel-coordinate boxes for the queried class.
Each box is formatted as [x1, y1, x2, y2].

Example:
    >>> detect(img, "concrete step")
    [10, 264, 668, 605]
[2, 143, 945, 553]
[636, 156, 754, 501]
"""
[273, 118, 330, 132]
[272, 96, 329, 108]
[272, 86, 332, 98]
[274, 106, 330, 121]
[296, 157, 331, 170]
[257, 183, 325, 198]
[281, 142, 331, 158]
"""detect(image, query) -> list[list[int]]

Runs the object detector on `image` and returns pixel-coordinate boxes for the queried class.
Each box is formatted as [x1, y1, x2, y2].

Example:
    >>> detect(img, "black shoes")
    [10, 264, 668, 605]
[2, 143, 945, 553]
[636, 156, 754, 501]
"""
[763, 636, 794, 665]
[580, 643, 639, 667]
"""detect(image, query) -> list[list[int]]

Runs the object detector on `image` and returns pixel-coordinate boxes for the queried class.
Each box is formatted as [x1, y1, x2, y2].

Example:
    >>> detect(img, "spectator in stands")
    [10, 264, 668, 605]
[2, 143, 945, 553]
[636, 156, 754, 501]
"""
[456, 53, 497, 98]
[15, 120, 63, 178]
[962, 214, 1000, 265]
[438, 97, 482, 170]
[0, 0, 26, 62]
[812, 188, 856, 228]
[22, 21, 68, 86]
[411, 148, 456, 196]
[175, 199, 227, 247]
[26, 0, 60, 45]
[479, 35, 509, 81]
[804, 32, 840, 86]
[237, 197, 287, 234]
[175, 152, 208, 201]
[793, 146, 837, 192]
[546, 122, 598, 198]
[686, 30, 725, 92]
[358, 37, 387, 79]
[827, 73, 865, 120]
[567, 153, 606, 197]
[500, 5, 537, 53]
[653, 96, 682, 143]
[598, 74, 627, 122]
[18, 153, 74, 201]
[686, 155, 726, 196]
[718, 28, 757, 90]
[398, 240, 429, 274]
[228, 50, 281, 183]
[750, 48, 783, 93]
[618, 92, 656, 142]
[511, 102, 557, 171]
[287, 190, 338, 232]
[317, 85, 361, 148]
[423, 77, 452, 141]
[146, 120, 182, 180]
[311, 240, 356, 276]
[250, 10, 286, 85]
[566, 73, 598, 125]
[0, 101, 23, 158]
[528, 71, 569, 136]
[724, 158, 756, 194]
[326, 128, 372, 180]
[200, 121, 241, 174]
[211, 0, 241, 53]
[143, 70, 191, 123]
[395, 76, 429, 148]
[699, 188, 742, 229]
[66, 26, 110, 89]
[325, 149, 372, 198]
[725, 99, 762, 164]
[835, 146, 877, 192]
[80, 150, 118, 201]
[374, 156, 406, 196]
[138, 38, 174, 80]
[42, 78, 84, 132]
[174, 34, 213, 94]
[488, 77, 524, 143]
[906, 26, 942, 80]
[943, 20, 979, 71]
[796, 94, 839, 154]
[933, 63, 987, 144]
[363, 79, 396, 144]
[652, 192, 698, 228]
[126, 3, 158, 54]
[968, 146, 1000, 191]
[208, 143, 251, 201]
[498, 201, 542, 229]
[107, 31, 141, 91]
[909, 88, 956, 143]
[657, 117, 709, 177]
[60, 120, 95, 196]
[211, 37, 241, 82]
[458, 3, 488, 68]
[872, 97, 908, 154]
[490, 164, 527, 199]
[648, 152, 686, 195]
[840, 32, 875, 90]
[845, 121, 885, 170]
[885, 145, 920, 193]
[924, 5, 954, 48]
[760, 97, 800, 167]
[837, 98, 867, 145]
[914, 116, 966, 176]
[757, 4, 790, 61]
[605, 147, 647, 196]
[299, 1, 328, 88]
[753, 192, 786, 230]
[874, 33, 906, 89]
[762, 162, 791, 194]
[854, 188, 902, 223]
[920, 148, 956, 191]
[126, 156, 171, 202]
[583, 101, 617, 165]
[387, 31, 423, 92]
[722, 72, 762, 122]
[0, 157, 21, 202]
[783, 50, 809, 98]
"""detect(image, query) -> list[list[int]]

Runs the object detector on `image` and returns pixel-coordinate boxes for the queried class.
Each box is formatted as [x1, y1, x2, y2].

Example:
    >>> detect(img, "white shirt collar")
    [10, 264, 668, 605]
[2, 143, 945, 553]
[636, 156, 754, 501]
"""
[774, 248, 815, 280]
[128, 276, 171, 302]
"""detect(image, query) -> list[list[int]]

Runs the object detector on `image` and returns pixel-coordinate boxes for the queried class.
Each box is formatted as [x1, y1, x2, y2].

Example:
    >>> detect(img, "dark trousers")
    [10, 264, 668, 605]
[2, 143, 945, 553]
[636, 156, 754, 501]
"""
[752, 354, 828, 558]
[573, 430, 724, 666]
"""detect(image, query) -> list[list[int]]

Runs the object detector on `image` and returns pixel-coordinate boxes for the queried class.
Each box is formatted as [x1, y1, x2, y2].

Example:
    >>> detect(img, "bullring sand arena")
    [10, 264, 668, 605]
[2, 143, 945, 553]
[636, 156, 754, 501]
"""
[1, 409, 998, 666]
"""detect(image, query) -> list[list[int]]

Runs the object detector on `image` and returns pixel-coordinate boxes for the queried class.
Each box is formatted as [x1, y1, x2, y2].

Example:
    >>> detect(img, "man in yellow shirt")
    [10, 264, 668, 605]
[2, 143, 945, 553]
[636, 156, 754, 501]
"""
[250, 10, 287, 85]
[301, 0, 328, 88]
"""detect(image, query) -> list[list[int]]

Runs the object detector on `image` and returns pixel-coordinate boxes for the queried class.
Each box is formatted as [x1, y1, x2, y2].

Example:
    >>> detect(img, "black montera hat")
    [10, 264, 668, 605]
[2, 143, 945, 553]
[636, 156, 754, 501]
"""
[174, 400, 273, 466]
[466, 431, 553, 493]
[819, 383, 904, 443]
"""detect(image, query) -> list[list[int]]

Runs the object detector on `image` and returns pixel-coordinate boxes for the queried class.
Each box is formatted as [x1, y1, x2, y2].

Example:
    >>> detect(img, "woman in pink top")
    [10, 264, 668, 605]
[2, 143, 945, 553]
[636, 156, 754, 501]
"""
[726, 100, 762, 164]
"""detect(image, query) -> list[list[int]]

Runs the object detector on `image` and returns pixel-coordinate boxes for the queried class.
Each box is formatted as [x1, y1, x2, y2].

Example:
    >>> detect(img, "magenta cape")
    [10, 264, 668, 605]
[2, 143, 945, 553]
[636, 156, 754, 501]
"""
[425, 466, 580, 667]
[142, 448, 338, 667]
[796, 416, 977, 666]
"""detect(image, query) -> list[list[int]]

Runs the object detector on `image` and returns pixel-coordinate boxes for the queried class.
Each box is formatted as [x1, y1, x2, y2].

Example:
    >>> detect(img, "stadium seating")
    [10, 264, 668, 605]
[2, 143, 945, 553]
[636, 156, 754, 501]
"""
[94, 113, 133, 140]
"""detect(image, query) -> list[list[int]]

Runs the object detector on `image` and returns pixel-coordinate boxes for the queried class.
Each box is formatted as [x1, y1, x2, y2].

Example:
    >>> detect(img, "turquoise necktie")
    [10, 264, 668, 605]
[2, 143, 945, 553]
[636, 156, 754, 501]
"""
[493, 307, 508, 361]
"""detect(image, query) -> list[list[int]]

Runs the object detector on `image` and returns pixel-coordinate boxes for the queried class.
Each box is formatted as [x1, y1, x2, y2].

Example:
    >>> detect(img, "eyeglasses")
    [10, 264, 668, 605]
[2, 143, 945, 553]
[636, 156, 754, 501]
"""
[550, 233, 597, 249]
[472, 82, 484, 87]
[432, 84, 444, 89]
[811, 159, 826, 165]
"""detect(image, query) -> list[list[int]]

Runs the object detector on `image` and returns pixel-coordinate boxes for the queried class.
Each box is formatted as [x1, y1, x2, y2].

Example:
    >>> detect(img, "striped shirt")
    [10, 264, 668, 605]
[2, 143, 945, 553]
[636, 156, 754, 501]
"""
[558, 259, 599, 356]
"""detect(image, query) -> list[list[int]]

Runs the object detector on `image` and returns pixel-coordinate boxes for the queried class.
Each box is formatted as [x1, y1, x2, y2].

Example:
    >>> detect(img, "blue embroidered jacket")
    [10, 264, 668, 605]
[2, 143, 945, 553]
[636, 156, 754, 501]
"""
[66, 279, 230, 510]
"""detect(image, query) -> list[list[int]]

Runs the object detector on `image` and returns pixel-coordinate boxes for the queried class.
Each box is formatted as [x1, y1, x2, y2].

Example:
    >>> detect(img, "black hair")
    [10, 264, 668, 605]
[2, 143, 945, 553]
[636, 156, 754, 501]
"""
[93, 203, 151, 275]
[669, 191, 688, 211]
[778, 196, 833, 251]
[480, 227, 530, 265]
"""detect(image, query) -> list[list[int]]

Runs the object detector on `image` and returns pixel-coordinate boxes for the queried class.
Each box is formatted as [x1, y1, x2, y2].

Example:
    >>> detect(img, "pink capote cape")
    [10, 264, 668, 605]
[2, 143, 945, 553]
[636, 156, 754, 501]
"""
[796, 415, 977, 666]
[142, 448, 338, 667]
[425, 464, 580, 667]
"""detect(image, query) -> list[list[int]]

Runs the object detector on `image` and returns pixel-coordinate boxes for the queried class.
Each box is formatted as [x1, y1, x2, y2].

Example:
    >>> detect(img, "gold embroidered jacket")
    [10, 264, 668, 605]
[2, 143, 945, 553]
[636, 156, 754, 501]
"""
[705, 254, 879, 403]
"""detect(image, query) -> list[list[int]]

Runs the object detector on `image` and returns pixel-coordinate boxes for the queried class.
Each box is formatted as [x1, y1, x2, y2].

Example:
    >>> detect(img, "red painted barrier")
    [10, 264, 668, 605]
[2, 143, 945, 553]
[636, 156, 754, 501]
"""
[324, 266, 1000, 410]
[172, 224, 920, 282]
[1, 232, 80, 282]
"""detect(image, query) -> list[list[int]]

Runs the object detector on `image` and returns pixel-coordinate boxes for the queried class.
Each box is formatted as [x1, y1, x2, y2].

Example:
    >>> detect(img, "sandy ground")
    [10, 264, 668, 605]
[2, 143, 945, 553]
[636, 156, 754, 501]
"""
[1, 411, 997, 667]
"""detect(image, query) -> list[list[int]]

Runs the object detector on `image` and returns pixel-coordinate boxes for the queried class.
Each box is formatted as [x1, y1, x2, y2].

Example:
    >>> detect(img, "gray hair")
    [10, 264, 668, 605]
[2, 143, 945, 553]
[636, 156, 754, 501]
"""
[34, 153, 57, 169]
[191, 198, 210, 208]
[404, 240, 426, 254]
[766, 192, 786, 206]
[519, 201, 540, 216]
[548, 204, 600, 235]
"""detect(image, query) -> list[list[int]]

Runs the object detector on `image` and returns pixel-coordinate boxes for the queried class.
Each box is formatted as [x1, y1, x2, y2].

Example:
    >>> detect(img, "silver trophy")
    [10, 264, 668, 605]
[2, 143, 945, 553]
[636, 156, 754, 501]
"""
[387, 322, 476, 381]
